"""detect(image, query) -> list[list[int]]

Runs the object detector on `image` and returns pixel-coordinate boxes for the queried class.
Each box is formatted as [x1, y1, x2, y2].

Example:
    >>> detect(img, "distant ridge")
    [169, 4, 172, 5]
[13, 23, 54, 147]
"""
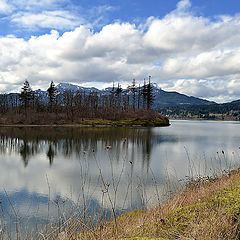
[154, 88, 215, 107]
[56, 83, 100, 93]
[54, 83, 216, 107]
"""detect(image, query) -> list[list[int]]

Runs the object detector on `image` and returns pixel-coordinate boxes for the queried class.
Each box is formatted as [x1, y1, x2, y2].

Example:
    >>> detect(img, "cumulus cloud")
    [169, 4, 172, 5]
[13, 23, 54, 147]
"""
[1, 0, 240, 102]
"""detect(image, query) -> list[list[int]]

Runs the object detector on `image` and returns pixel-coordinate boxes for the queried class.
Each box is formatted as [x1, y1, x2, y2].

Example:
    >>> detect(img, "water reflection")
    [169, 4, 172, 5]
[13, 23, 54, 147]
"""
[0, 121, 240, 237]
[0, 126, 179, 237]
[47, 144, 55, 166]
[0, 127, 177, 167]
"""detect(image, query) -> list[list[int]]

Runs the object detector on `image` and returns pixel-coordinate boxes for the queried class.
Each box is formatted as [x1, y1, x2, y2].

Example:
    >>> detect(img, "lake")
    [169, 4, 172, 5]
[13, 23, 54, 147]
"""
[0, 120, 240, 238]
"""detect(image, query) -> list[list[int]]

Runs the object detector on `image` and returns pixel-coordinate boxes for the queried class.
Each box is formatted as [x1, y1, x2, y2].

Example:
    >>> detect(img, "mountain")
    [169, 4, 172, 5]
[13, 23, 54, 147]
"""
[54, 83, 215, 107]
[229, 99, 240, 105]
[154, 88, 215, 107]
[56, 83, 100, 94]
[3, 82, 215, 108]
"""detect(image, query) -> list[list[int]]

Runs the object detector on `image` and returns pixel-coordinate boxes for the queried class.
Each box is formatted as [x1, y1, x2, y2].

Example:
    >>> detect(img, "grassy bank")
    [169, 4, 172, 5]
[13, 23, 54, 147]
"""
[0, 116, 170, 127]
[0, 108, 170, 127]
[71, 169, 240, 240]
[80, 116, 169, 127]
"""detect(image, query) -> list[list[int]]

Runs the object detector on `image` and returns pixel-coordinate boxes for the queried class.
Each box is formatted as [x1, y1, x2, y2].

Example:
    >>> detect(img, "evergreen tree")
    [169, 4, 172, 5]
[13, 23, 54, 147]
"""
[115, 83, 122, 109]
[137, 84, 141, 109]
[142, 78, 147, 108]
[146, 76, 154, 110]
[47, 81, 57, 109]
[128, 79, 137, 110]
[19, 80, 33, 112]
[115, 83, 122, 95]
[110, 82, 116, 109]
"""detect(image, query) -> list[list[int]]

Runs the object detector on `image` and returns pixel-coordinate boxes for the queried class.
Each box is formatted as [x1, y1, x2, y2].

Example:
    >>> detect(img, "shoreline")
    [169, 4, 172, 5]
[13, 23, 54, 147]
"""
[73, 168, 240, 240]
[169, 117, 240, 121]
[0, 117, 170, 128]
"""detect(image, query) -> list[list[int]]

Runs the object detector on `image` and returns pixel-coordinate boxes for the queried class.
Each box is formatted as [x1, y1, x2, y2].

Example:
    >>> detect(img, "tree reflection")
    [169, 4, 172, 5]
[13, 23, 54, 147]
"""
[19, 141, 31, 167]
[0, 127, 178, 168]
[142, 128, 152, 171]
[47, 144, 55, 166]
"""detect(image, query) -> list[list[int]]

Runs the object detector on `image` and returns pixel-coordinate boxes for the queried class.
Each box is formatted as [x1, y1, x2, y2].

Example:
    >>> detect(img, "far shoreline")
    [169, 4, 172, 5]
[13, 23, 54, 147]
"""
[169, 117, 240, 122]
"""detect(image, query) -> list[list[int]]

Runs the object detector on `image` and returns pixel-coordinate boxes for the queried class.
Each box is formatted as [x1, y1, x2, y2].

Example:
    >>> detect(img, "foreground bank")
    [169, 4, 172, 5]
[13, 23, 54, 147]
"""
[67, 169, 240, 240]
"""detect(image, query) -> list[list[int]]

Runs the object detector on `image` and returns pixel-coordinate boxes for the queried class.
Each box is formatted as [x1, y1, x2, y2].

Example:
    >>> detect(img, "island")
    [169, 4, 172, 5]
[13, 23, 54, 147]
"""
[0, 80, 169, 127]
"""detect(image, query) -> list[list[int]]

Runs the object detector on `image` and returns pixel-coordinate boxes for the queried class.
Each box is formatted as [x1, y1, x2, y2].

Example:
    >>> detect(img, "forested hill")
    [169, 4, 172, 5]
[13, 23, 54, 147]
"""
[152, 88, 215, 107]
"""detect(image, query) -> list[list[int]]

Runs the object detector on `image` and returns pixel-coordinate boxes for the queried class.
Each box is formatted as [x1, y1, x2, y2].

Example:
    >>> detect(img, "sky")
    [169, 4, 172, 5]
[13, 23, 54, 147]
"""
[0, 0, 240, 102]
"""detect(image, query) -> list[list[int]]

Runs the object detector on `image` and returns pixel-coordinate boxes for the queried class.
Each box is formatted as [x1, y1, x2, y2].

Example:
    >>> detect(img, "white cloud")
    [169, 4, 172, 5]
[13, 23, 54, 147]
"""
[2, 0, 79, 29]
[176, 0, 191, 12]
[0, 0, 12, 13]
[91, 4, 116, 15]
[2, 0, 115, 31]
[2, 0, 85, 30]
[143, 15, 214, 53]
[1, 0, 240, 102]
[9, 0, 70, 11]
[11, 10, 83, 30]
[161, 49, 240, 79]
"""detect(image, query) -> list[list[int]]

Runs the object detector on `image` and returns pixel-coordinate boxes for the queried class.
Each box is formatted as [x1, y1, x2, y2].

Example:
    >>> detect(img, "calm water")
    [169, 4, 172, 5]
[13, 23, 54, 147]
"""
[1, 120, 240, 236]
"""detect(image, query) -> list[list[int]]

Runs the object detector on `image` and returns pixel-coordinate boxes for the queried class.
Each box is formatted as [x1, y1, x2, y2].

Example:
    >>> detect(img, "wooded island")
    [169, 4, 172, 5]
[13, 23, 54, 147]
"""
[0, 78, 169, 126]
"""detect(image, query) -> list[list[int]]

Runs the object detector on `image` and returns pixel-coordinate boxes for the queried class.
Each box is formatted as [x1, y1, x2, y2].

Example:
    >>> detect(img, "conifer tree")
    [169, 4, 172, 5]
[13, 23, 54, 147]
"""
[146, 76, 154, 110]
[19, 80, 33, 113]
[115, 83, 122, 109]
[47, 81, 57, 110]
[128, 79, 137, 110]
[142, 78, 147, 108]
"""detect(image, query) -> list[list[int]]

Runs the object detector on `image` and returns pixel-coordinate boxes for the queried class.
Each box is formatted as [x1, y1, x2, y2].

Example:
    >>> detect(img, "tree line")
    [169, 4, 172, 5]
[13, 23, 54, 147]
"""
[0, 77, 156, 124]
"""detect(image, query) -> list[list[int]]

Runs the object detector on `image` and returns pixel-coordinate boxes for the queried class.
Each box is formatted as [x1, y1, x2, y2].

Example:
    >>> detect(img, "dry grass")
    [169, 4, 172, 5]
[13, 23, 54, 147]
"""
[51, 168, 240, 240]
[0, 108, 169, 127]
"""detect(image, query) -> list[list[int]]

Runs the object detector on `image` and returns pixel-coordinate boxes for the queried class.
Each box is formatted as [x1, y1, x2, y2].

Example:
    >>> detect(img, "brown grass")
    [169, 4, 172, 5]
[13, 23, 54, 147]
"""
[0, 108, 169, 127]
[48, 168, 240, 240]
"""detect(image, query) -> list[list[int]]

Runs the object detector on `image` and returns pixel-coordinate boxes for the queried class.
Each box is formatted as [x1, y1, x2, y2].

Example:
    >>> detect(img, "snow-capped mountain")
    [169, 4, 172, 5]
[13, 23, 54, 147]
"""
[56, 83, 100, 94]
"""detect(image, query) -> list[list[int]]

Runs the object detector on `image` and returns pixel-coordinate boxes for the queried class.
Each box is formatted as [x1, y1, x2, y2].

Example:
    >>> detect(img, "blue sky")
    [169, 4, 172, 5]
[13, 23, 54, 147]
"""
[0, 0, 240, 102]
[1, 0, 240, 37]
